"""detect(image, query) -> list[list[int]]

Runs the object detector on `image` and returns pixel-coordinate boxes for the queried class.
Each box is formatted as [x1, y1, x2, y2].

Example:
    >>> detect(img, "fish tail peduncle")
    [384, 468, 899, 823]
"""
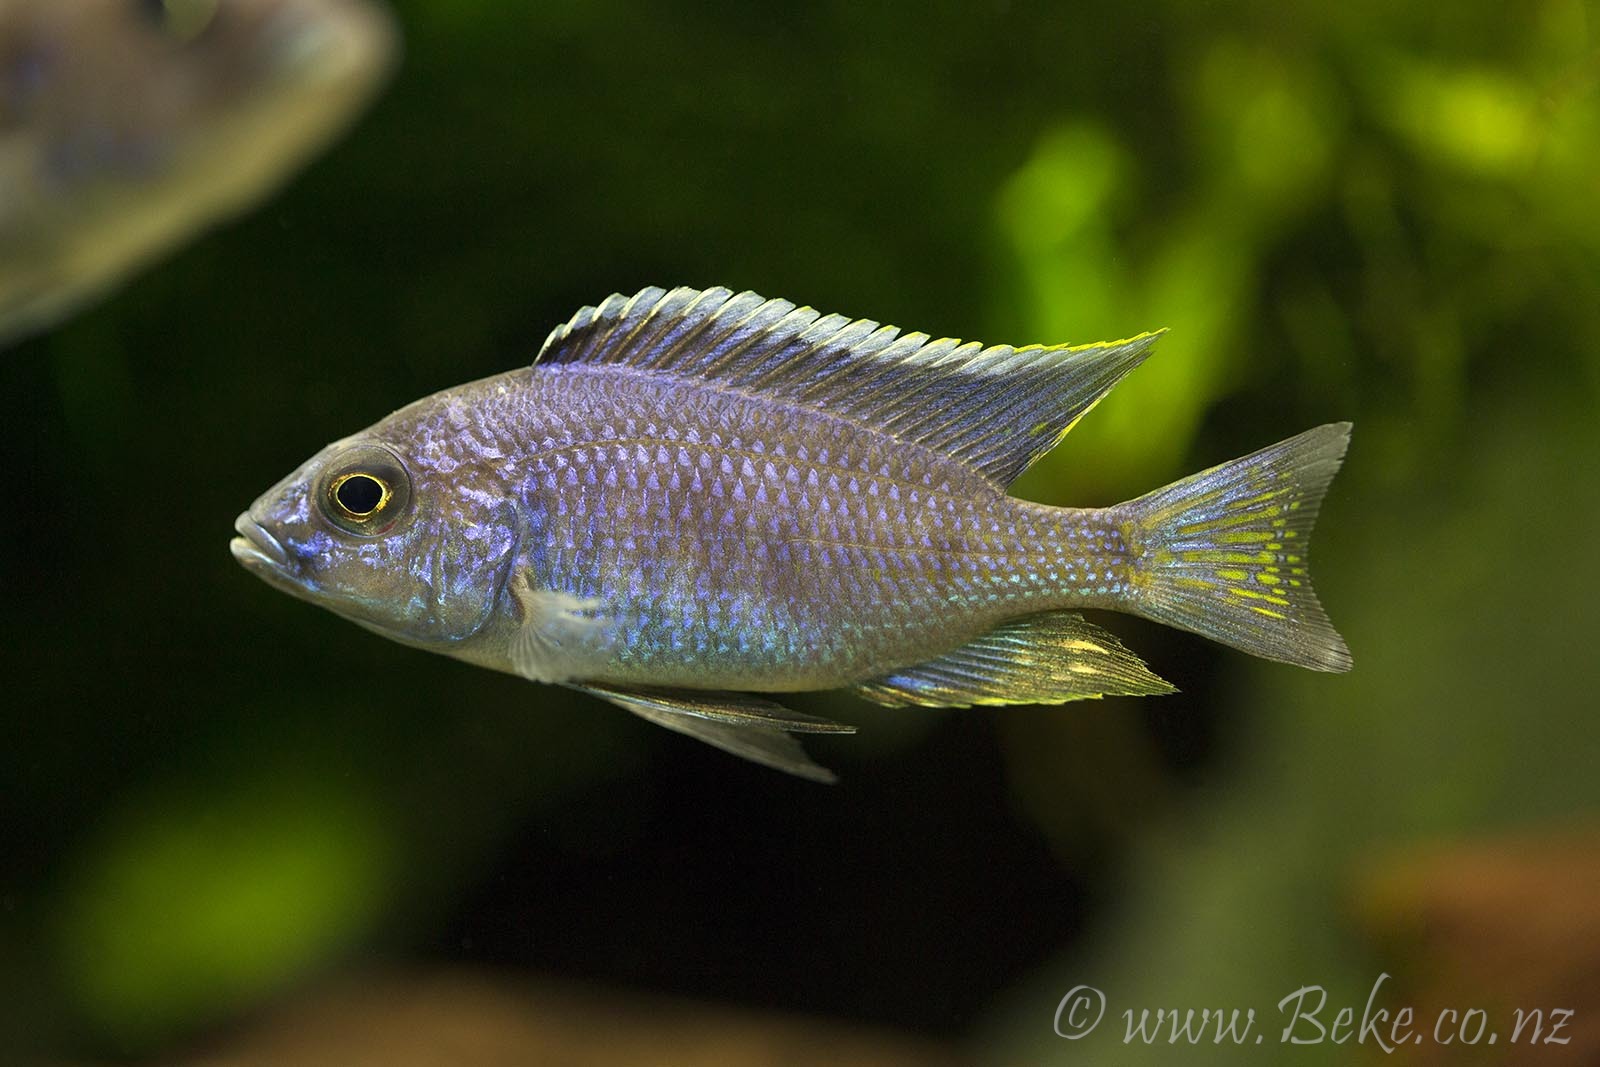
[1112, 423, 1353, 671]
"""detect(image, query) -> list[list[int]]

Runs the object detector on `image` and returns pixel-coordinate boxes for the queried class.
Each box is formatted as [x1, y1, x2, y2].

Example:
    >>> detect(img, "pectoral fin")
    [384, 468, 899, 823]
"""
[570, 683, 850, 783]
[506, 577, 609, 684]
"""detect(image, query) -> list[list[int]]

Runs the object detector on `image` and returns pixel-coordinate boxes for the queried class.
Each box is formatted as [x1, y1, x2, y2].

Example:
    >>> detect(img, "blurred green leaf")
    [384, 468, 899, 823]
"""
[56, 763, 395, 1046]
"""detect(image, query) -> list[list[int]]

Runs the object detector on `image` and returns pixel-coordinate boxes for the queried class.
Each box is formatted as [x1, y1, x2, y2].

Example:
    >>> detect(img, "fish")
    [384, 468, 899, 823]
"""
[233, 286, 1352, 782]
[0, 0, 396, 344]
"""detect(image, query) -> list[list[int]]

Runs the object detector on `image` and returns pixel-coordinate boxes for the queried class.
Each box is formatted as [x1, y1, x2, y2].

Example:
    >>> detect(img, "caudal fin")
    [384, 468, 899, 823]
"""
[1118, 423, 1352, 671]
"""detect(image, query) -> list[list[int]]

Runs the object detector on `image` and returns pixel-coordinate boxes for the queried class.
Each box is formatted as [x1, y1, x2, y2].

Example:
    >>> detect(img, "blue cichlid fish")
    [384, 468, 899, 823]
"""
[233, 287, 1352, 781]
[0, 0, 396, 343]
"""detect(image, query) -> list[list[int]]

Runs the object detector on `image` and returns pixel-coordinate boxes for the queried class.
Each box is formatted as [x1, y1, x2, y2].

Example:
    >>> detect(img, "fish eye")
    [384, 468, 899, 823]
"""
[134, 0, 221, 42]
[332, 472, 387, 517]
[317, 445, 412, 536]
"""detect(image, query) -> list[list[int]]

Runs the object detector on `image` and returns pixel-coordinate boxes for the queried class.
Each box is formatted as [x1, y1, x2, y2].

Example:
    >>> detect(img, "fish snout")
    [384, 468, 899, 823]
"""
[230, 511, 290, 572]
[262, 0, 398, 88]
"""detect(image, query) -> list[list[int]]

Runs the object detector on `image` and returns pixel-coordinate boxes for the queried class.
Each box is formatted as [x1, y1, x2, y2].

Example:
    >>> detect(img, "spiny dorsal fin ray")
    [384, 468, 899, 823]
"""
[854, 612, 1176, 708]
[537, 286, 1162, 487]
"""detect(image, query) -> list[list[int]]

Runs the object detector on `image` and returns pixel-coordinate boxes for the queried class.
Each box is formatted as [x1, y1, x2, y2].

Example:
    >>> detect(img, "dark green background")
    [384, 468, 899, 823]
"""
[3, 1, 1597, 1062]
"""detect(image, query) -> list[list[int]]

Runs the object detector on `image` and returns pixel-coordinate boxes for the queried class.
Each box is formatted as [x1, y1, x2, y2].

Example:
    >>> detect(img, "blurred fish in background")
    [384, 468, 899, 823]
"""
[0, 0, 395, 344]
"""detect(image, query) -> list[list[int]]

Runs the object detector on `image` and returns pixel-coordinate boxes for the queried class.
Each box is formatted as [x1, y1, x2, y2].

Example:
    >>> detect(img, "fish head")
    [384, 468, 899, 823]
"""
[232, 425, 518, 648]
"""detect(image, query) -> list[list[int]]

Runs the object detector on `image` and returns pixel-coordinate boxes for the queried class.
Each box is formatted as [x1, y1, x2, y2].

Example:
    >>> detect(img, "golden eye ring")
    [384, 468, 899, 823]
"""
[316, 444, 412, 536]
[329, 470, 391, 519]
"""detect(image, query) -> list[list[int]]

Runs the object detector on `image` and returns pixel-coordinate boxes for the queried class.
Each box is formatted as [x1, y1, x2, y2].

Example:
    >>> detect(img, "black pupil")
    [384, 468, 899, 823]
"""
[336, 475, 384, 516]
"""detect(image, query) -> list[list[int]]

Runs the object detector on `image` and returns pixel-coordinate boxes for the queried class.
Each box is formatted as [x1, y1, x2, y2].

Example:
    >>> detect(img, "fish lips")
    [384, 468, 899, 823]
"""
[261, 0, 399, 92]
[230, 511, 304, 593]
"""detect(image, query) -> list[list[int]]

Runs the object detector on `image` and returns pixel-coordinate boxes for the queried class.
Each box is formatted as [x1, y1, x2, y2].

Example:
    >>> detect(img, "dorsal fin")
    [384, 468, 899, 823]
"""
[536, 286, 1162, 487]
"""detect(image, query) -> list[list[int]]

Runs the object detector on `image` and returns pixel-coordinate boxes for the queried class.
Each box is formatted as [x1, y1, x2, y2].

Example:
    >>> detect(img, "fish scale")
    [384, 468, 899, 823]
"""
[441, 366, 1137, 691]
[235, 285, 1351, 781]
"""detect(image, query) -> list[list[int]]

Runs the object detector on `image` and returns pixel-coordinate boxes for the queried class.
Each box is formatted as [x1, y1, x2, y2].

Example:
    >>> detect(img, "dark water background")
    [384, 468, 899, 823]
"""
[3, 2, 1597, 1063]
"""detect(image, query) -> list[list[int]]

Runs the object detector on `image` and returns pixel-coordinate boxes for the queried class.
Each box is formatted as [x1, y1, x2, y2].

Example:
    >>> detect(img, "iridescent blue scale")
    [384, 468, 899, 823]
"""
[447, 366, 1131, 692]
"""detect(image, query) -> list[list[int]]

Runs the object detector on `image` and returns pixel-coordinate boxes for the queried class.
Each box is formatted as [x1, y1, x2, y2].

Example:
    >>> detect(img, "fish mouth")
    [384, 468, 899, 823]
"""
[263, 0, 398, 90]
[230, 512, 289, 572]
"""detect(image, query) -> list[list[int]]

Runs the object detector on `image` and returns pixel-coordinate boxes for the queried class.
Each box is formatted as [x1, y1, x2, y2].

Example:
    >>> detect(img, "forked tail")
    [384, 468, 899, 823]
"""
[1116, 423, 1353, 671]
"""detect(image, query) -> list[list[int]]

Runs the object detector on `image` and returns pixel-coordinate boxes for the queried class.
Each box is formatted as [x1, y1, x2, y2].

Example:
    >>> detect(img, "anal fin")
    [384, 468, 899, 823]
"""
[854, 612, 1175, 708]
[570, 683, 853, 783]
